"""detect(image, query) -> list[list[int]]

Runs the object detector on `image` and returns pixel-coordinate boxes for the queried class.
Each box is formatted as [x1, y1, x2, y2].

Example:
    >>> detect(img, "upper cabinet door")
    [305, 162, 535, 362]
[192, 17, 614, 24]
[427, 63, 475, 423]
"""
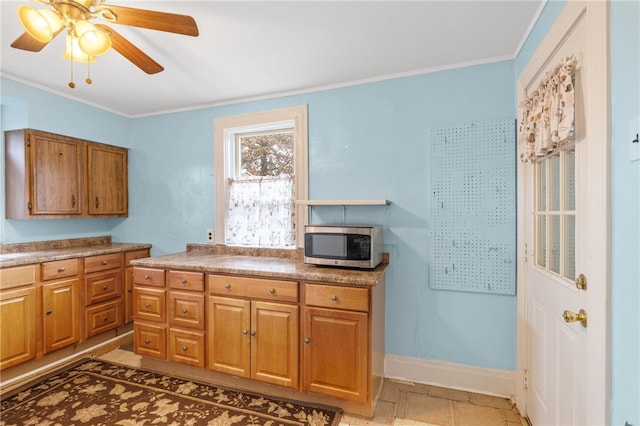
[86, 143, 128, 216]
[30, 133, 83, 216]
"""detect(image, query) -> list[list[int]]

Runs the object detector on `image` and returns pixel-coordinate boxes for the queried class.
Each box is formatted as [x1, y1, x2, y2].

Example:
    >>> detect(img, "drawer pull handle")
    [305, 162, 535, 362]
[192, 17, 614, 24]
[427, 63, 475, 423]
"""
[128, 288, 132, 293]
[103, 316, 109, 322]
[144, 275, 150, 280]
[102, 260, 108, 265]
[331, 295, 337, 301]
[144, 339, 150, 344]
[58, 267, 65, 272]
[46, 310, 52, 315]
[269, 288, 275, 294]
[103, 285, 109, 291]
[242, 329, 248, 335]
[182, 346, 188, 352]
[225, 283, 231, 289]
[182, 308, 188, 314]
[181, 279, 187, 285]
[304, 337, 310, 344]
[145, 303, 151, 308]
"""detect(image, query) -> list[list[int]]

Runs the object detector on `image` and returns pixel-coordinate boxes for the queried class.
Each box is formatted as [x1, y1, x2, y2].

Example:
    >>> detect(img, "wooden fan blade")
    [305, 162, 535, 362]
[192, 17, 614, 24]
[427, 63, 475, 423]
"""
[96, 24, 164, 74]
[98, 5, 199, 36]
[11, 28, 64, 52]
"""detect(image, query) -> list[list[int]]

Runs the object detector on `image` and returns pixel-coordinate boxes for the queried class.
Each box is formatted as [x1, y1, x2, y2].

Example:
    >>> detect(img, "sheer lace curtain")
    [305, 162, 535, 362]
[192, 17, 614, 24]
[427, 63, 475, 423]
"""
[226, 176, 295, 247]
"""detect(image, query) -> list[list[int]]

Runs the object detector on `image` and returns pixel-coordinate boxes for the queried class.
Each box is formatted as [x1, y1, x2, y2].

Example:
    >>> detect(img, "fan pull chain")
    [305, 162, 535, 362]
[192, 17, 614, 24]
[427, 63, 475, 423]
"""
[69, 55, 75, 89]
[86, 61, 92, 85]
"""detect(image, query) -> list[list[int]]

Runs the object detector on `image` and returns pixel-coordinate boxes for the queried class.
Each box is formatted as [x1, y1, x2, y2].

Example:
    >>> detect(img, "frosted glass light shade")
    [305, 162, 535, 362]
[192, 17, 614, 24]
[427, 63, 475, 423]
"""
[18, 6, 62, 42]
[75, 20, 111, 56]
[63, 35, 96, 63]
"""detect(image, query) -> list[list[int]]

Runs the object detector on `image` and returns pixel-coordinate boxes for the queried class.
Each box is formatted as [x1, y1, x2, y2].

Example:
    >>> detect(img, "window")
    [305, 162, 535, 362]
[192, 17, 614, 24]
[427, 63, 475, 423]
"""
[214, 105, 308, 248]
[534, 146, 576, 280]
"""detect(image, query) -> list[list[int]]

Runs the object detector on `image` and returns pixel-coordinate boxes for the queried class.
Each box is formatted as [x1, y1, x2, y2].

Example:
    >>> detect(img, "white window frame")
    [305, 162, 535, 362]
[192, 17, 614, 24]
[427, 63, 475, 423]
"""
[214, 105, 308, 247]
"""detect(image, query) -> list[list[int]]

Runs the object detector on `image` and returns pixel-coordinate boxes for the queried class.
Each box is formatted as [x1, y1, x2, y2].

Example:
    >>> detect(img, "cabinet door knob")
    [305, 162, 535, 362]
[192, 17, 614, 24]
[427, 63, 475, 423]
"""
[250, 330, 256, 336]
[103, 285, 109, 291]
[71, 194, 76, 208]
[144, 339, 150, 344]
[46, 310, 52, 315]
[304, 338, 310, 344]
[102, 260, 108, 265]
[242, 329, 249, 335]
[225, 283, 231, 289]
[331, 295, 337, 301]
[145, 303, 151, 308]
[95, 196, 100, 209]
[182, 346, 188, 352]
[182, 308, 188, 314]
[143, 275, 150, 280]
[181, 279, 187, 285]
[103, 316, 109, 322]
[269, 288, 275, 294]
[58, 267, 65, 272]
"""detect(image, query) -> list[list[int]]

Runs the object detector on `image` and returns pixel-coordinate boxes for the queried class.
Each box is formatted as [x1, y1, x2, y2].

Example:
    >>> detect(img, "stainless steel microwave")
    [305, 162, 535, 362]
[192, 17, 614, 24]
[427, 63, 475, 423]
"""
[303, 225, 383, 269]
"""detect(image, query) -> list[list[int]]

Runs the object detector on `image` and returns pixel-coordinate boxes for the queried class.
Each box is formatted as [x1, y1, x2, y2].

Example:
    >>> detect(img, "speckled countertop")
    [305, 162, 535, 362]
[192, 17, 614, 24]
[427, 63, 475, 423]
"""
[0, 236, 151, 269]
[130, 243, 388, 287]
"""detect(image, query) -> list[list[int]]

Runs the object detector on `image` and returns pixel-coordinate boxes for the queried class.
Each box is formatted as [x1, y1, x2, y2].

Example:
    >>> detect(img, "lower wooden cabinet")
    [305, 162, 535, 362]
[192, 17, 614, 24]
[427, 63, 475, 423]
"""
[0, 283, 37, 369]
[168, 328, 205, 367]
[85, 299, 122, 338]
[124, 249, 150, 324]
[42, 278, 81, 353]
[134, 321, 166, 359]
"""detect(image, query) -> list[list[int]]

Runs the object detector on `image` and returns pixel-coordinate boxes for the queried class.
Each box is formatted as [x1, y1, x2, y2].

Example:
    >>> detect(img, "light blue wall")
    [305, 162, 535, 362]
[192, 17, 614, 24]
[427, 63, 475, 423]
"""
[610, 1, 639, 424]
[116, 61, 518, 370]
[1, 60, 518, 371]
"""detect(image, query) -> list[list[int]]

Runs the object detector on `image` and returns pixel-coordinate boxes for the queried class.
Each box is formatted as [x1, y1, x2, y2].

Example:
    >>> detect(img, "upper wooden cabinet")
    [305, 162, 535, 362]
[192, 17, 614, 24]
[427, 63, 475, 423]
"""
[4, 129, 128, 219]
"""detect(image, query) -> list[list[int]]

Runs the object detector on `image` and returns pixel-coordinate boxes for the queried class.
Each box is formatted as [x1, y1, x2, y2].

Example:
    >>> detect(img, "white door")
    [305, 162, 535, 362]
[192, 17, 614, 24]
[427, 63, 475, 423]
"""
[516, 1, 610, 425]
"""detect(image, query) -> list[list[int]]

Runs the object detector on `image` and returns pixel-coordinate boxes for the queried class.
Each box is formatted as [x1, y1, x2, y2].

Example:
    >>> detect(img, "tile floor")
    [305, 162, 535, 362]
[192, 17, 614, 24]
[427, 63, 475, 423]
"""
[99, 348, 527, 426]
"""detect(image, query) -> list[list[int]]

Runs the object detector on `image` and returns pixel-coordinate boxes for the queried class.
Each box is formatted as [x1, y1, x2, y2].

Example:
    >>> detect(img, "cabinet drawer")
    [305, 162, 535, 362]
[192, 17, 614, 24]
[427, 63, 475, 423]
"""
[169, 270, 204, 292]
[305, 284, 370, 312]
[0, 265, 36, 290]
[133, 268, 165, 288]
[85, 270, 122, 305]
[169, 291, 205, 329]
[209, 275, 298, 303]
[133, 288, 166, 322]
[41, 258, 79, 281]
[134, 322, 166, 359]
[85, 299, 122, 338]
[84, 253, 122, 273]
[124, 249, 150, 267]
[168, 328, 205, 367]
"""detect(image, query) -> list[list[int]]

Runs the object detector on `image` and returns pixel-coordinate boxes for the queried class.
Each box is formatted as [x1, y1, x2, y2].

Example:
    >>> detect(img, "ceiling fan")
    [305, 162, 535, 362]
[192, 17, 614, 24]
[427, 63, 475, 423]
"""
[10, 0, 199, 85]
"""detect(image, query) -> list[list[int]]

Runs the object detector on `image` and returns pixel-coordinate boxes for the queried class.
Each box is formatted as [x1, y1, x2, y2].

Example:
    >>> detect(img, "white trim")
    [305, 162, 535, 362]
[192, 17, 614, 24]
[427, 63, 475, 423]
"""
[516, 1, 610, 423]
[213, 105, 308, 248]
[385, 354, 515, 400]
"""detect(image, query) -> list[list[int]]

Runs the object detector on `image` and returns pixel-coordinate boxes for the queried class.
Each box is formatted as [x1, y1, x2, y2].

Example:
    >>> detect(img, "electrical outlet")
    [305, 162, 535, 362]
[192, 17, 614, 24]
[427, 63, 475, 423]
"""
[207, 229, 214, 242]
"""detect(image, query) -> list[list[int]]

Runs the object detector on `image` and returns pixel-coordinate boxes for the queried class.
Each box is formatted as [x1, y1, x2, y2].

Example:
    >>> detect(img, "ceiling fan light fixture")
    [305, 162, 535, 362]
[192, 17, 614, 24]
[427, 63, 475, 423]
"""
[75, 20, 111, 56]
[17, 5, 62, 43]
[63, 35, 96, 63]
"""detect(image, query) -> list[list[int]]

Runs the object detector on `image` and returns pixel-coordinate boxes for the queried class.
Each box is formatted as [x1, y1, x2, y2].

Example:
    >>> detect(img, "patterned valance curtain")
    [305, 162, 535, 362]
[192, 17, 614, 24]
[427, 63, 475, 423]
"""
[226, 176, 295, 247]
[519, 54, 578, 161]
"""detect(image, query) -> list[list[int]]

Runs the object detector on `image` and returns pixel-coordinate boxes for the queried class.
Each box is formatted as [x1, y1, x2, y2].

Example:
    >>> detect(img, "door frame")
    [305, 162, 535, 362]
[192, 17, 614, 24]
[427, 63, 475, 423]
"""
[515, 0, 610, 423]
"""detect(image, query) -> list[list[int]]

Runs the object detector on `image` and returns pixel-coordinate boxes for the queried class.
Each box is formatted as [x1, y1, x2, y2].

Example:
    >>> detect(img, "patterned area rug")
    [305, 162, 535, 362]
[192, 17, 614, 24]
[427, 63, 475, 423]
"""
[0, 359, 342, 425]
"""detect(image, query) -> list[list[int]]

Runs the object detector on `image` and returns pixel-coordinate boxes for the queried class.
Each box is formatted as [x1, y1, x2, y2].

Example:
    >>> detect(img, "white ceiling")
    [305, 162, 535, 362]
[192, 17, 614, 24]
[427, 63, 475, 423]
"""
[1, 1, 543, 118]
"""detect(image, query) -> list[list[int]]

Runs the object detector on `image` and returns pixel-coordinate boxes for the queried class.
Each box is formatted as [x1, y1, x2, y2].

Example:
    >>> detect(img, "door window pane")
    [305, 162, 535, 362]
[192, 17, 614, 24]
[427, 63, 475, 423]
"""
[549, 215, 561, 274]
[563, 215, 576, 280]
[537, 161, 547, 211]
[565, 148, 576, 211]
[537, 215, 547, 268]
[549, 154, 561, 211]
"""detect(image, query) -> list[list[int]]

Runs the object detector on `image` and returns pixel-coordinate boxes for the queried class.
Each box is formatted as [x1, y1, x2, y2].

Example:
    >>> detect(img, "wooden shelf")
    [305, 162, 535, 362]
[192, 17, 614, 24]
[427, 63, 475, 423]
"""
[295, 200, 390, 206]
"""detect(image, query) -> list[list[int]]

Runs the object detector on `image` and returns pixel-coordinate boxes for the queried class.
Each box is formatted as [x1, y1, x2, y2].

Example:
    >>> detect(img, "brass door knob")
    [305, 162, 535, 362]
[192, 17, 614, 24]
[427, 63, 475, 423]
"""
[563, 309, 587, 328]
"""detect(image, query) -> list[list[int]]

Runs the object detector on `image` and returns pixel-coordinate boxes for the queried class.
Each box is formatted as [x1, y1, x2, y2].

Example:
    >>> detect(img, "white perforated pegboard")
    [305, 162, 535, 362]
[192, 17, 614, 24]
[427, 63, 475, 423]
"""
[429, 119, 516, 295]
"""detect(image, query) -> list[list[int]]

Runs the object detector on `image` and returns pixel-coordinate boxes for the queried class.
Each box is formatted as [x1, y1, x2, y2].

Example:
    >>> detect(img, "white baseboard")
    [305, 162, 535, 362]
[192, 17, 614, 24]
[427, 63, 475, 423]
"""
[385, 354, 516, 399]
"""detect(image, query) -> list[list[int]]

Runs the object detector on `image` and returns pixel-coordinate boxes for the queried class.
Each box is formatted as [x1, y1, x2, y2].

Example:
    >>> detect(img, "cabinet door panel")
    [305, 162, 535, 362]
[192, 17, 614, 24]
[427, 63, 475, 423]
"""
[86, 143, 127, 216]
[207, 296, 250, 377]
[133, 288, 166, 322]
[251, 301, 298, 388]
[43, 279, 81, 353]
[135, 322, 166, 359]
[85, 270, 122, 305]
[31, 135, 83, 215]
[303, 307, 368, 403]
[169, 291, 205, 330]
[85, 299, 122, 338]
[169, 328, 205, 367]
[0, 287, 36, 369]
